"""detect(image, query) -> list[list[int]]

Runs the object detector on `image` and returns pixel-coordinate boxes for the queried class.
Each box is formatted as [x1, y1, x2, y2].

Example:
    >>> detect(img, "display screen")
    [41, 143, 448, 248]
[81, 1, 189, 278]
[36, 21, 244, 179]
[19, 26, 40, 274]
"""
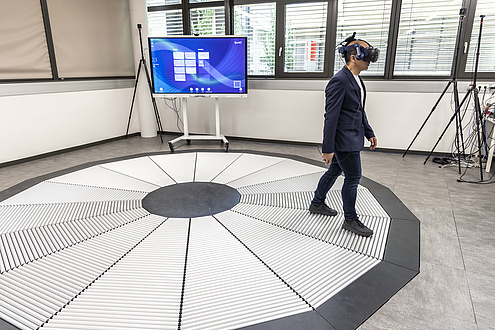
[148, 36, 247, 97]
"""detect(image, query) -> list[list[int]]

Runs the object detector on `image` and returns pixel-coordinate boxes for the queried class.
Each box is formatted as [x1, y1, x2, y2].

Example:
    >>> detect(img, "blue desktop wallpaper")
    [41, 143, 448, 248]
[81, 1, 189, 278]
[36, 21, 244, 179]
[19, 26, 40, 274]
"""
[149, 37, 247, 95]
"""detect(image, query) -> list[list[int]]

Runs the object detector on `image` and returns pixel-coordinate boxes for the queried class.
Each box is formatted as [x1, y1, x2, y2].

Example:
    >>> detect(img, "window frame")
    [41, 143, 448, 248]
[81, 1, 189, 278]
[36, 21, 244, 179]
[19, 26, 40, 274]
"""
[148, 0, 228, 36]
[456, 0, 494, 80]
[148, 0, 495, 80]
[275, 0, 334, 79]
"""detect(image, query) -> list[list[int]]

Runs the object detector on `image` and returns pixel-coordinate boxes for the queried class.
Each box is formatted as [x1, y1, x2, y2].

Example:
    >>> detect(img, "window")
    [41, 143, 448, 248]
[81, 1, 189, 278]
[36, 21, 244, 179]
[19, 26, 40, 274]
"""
[334, 0, 392, 76]
[148, 10, 184, 35]
[233, 0, 330, 77]
[394, 0, 463, 76]
[465, 0, 495, 73]
[147, 0, 495, 79]
[147, 0, 181, 5]
[234, 3, 276, 76]
[190, 7, 225, 35]
[284, 2, 328, 73]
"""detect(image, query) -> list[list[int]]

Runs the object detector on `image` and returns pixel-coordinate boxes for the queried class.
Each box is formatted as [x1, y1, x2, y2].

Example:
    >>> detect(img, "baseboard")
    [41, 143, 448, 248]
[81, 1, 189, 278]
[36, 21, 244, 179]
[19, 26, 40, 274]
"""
[0, 133, 141, 168]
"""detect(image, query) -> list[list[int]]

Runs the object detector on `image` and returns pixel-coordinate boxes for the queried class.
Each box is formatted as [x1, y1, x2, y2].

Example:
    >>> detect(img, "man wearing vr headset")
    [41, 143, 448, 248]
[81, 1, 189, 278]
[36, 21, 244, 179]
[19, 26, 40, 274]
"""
[309, 34, 378, 237]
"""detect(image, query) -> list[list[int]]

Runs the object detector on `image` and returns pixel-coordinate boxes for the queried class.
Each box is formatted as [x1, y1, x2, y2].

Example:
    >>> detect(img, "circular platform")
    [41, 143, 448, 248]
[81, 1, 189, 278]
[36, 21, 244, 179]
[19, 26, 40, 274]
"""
[142, 182, 241, 218]
[0, 151, 419, 330]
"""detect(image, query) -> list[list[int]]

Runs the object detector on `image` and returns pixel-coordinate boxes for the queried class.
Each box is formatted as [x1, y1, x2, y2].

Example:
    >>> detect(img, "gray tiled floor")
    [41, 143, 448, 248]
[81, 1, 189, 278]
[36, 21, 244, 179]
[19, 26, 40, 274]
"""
[1, 134, 494, 330]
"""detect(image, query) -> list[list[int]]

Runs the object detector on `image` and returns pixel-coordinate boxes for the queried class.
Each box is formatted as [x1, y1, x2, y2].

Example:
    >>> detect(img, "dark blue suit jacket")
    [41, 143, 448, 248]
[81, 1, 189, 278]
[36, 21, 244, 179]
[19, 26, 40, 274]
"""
[322, 66, 375, 153]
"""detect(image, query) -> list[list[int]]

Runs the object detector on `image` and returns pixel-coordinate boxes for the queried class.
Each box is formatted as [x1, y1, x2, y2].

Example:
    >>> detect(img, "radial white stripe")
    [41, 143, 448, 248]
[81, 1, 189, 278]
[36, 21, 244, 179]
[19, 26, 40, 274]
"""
[227, 159, 324, 188]
[47, 166, 160, 192]
[216, 210, 380, 307]
[0, 182, 147, 205]
[99, 156, 177, 187]
[180, 216, 311, 330]
[150, 153, 197, 183]
[0, 215, 165, 330]
[41, 218, 188, 330]
[212, 153, 285, 184]
[194, 152, 242, 182]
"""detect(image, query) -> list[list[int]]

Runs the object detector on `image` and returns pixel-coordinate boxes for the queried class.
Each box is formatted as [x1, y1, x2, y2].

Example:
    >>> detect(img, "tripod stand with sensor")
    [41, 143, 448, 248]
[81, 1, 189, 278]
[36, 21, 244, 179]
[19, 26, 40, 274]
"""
[433, 15, 488, 182]
[403, 8, 467, 173]
[126, 24, 164, 143]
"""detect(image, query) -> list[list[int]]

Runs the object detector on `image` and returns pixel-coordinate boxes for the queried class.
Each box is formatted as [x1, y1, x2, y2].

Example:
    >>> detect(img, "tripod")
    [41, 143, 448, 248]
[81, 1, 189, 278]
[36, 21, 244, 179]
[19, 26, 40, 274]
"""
[403, 8, 467, 173]
[426, 15, 488, 181]
[126, 24, 164, 143]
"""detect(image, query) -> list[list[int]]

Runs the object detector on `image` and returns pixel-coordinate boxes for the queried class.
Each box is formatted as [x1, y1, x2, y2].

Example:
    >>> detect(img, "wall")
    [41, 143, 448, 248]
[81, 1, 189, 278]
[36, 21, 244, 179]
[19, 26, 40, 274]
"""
[0, 84, 139, 164]
[155, 80, 478, 154]
[1, 79, 491, 164]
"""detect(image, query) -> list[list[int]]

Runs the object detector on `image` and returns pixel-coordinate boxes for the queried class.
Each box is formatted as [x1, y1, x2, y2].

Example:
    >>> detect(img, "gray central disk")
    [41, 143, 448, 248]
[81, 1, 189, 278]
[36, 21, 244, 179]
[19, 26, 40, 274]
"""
[142, 182, 241, 218]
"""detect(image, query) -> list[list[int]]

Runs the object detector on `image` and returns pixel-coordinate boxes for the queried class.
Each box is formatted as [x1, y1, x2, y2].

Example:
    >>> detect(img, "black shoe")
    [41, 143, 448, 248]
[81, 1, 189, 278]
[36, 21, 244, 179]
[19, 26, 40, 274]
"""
[309, 203, 337, 216]
[342, 219, 373, 237]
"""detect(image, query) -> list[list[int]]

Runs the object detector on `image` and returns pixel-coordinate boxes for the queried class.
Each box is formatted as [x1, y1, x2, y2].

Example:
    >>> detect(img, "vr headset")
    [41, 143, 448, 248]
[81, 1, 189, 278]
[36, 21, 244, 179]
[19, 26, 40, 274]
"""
[338, 32, 380, 63]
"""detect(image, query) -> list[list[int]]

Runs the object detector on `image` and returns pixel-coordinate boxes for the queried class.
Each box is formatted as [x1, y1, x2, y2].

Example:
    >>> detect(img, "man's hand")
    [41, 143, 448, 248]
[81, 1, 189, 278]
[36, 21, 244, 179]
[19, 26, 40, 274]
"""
[322, 153, 334, 165]
[369, 137, 377, 150]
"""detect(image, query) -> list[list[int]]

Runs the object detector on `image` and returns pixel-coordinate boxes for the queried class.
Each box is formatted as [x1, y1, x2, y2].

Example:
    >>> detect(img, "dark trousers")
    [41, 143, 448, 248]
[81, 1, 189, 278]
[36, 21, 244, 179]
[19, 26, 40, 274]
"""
[311, 151, 361, 221]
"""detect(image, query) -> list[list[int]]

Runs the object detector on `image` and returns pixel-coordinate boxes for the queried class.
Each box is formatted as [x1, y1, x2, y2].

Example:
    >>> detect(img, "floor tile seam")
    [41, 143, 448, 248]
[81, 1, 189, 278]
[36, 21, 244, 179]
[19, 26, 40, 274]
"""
[224, 158, 288, 186]
[212, 215, 319, 315]
[25, 216, 170, 329]
[449, 200, 469, 273]
[43, 180, 150, 194]
[147, 156, 178, 184]
[96, 165, 163, 189]
[231, 170, 327, 191]
[207, 152, 244, 183]
[448, 204, 489, 325]
[177, 218, 191, 330]
[381, 258, 420, 274]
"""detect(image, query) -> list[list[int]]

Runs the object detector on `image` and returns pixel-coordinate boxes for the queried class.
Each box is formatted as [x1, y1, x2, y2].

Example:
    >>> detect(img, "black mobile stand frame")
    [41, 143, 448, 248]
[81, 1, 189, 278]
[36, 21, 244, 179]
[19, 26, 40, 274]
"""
[125, 24, 164, 143]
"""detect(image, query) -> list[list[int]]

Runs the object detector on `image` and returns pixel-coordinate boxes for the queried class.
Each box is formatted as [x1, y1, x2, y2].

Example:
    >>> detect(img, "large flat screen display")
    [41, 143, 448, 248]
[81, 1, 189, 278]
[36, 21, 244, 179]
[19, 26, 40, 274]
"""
[149, 36, 247, 97]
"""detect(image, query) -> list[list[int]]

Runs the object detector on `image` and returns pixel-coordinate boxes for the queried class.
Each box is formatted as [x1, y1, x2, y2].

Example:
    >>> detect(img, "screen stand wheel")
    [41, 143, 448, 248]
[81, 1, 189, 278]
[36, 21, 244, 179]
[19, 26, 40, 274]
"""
[168, 97, 229, 152]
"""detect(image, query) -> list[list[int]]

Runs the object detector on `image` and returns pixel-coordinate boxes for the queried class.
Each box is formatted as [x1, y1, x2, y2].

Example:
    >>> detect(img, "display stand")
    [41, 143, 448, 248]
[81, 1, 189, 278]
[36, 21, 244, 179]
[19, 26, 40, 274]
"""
[168, 97, 229, 152]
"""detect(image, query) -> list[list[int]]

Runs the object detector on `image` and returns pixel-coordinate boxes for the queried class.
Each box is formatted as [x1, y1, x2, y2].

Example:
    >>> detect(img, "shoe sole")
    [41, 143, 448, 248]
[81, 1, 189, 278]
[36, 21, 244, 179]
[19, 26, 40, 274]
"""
[309, 210, 337, 217]
[342, 226, 373, 237]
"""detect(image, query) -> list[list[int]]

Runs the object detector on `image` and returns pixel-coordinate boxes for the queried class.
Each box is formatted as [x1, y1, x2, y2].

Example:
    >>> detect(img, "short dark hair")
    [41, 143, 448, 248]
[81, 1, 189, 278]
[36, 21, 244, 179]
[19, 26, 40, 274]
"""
[343, 40, 371, 64]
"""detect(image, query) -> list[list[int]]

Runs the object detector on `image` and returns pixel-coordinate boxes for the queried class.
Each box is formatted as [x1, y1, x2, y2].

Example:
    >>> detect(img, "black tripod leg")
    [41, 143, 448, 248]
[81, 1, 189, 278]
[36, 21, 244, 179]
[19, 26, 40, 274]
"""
[452, 81, 464, 174]
[151, 97, 163, 143]
[473, 89, 485, 180]
[126, 61, 143, 138]
[403, 81, 452, 157]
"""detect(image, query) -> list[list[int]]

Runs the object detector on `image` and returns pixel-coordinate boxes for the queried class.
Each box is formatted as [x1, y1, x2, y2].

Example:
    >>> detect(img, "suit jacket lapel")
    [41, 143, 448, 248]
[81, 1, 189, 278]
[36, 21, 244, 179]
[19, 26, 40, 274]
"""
[342, 66, 362, 108]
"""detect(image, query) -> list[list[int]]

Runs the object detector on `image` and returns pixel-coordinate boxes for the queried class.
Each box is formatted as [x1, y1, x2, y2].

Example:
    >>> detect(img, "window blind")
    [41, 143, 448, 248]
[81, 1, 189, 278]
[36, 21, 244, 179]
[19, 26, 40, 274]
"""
[190, 7, 226, 35]
[334, 0, 392, 76]
[46, 0, 135, 78]
[465, 0, 495, 73]
[284, 2, 327, 73]
[0, 0, 52, 80]
[148, 10, 184, 35]
[147, 0, 181, 5]
[394, 0, 463, 76]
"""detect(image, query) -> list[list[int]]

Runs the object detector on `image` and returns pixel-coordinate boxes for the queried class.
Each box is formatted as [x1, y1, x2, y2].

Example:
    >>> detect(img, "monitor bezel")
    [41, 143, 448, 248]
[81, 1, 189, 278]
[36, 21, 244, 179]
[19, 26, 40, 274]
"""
[148, 35, 248, 98]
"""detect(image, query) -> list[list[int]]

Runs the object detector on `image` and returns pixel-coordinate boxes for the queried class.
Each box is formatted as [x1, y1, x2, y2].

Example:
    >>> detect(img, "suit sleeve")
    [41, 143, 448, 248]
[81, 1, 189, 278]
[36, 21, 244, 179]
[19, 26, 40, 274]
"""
[363, 110, 375, 140]
[322, 76, 345, 153]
